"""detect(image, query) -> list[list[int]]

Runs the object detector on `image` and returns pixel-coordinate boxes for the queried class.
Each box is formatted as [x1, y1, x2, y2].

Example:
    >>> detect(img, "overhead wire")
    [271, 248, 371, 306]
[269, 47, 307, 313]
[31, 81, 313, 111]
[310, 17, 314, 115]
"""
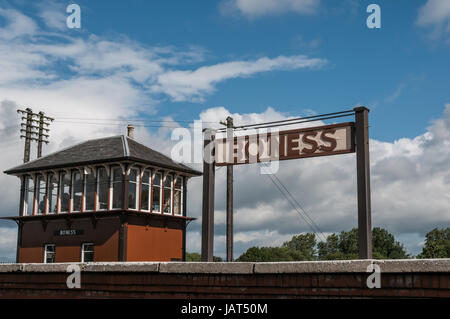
[218, 114, 354, 133]
[52, 109, 354, 132]
[52, 118, 224, 130]
[270, 171, 327, 243]
[216, 109, 355, 132]
[54, 117, 220, 124]
[53, 120, 196, 129]
[57, 117, 220, 124]
[259, 163, 327, 243]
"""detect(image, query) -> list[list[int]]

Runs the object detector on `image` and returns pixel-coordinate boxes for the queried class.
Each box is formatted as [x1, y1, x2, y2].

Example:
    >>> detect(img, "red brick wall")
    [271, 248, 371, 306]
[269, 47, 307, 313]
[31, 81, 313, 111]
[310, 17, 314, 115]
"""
[0, 268, 449, 298]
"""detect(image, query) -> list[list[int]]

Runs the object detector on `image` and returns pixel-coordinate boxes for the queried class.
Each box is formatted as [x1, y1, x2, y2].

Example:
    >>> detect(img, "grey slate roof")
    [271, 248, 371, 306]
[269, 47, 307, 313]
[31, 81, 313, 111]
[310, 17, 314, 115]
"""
[4, 135, 202, 176]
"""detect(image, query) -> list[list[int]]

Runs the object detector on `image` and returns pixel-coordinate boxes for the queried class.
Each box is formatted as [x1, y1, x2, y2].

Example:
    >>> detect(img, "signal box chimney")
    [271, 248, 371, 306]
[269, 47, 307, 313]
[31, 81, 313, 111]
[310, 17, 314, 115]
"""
[127, 124, 135, 139]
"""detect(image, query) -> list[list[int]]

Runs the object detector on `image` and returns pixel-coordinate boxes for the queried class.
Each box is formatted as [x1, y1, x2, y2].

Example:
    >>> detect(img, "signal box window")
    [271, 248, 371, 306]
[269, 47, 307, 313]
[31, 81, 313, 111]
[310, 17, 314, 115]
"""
[60, 172, 70, 213]
[112, 167, 124, 209]
[44, 244, 55, 263]
[152, 173, 162, 213]
[163, 175, 172, 215]
[82, 243, 94, 262]
[128, 168, 139, 210]
[174, 176, 183, 216]
[85, 171, 96, 211]
[36, 175, 46, 215]
[24, 176, 35, 216]
[72, 171, 83, 212]
[47, 173, 58, 214]
[141, 170, 151, 211]
[97, 167, 109, 210]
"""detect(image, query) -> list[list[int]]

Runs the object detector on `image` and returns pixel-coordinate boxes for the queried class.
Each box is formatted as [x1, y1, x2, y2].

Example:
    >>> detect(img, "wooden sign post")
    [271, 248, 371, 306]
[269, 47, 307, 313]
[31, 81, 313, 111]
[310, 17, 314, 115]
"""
[201, 129, 215, 262]
[354, 107, 372, 259]
[201, 107, 372, 261]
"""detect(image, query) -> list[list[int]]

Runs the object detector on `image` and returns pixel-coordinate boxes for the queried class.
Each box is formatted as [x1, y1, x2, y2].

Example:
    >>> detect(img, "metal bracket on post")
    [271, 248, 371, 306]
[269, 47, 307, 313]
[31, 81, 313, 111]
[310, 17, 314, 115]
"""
[354, 106, 372, 259]
[221, 116, 235, 262]
[226, 117, 234, 262]
[201, 128, 216, 262]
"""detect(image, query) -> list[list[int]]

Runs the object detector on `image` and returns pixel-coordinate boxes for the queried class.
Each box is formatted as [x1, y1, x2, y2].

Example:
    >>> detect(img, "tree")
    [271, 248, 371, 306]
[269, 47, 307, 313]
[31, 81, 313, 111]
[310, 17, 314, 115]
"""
[236, 246, 305, 262]
[236, 228, 409, 262]
[418, 228, 450, 258]
[186, 252, 201, 261]
[282, 233, 317, 260]
[186, 252, 223, 262]
[317, 233, 350, 260]
[372, 227, 408, 259]
[337, 228, 359, 258]
[318, 227, 408, 260]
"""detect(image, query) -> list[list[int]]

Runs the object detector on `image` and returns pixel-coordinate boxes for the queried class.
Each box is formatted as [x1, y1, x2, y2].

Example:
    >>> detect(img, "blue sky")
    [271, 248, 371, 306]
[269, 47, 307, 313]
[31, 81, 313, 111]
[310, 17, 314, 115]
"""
[0, 0, 449, 260]
[3, 0, 449, 140]
[83, 1, 445, 141]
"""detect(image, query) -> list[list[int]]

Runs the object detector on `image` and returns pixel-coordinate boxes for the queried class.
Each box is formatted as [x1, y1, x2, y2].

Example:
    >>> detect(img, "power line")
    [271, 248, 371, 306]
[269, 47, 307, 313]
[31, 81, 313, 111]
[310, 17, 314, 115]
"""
[54, 117, 220, 124]
[270, 172, 327, 243]
[259, 163, 327, 243]
[53, 121, 199, 129]
[216, 109, 355, 132]
[53, 120, 223, 130]
[263, 169, 321, 240]
[241, 113, 354, 131]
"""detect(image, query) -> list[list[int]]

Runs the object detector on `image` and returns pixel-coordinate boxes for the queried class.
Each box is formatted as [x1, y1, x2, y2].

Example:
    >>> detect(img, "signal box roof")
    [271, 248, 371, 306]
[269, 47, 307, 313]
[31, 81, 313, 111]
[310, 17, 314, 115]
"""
[4, 135, 202, 176]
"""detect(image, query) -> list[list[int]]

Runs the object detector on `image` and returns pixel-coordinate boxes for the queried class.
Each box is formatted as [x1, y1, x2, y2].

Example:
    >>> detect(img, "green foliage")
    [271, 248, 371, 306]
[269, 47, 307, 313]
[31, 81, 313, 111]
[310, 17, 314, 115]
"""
[236, 246, 306, 262]
[318, 233, 356, 260]
[186, 252, 201, 261]
[418, 228, 450, 258]
[337, 228, 359, 256]
[186, 252, 223, 262]
[318, 227, 408, 260]
[282, 233, 317, 260]
[372, 227, 409, 259]
[237, 227, 410, 262]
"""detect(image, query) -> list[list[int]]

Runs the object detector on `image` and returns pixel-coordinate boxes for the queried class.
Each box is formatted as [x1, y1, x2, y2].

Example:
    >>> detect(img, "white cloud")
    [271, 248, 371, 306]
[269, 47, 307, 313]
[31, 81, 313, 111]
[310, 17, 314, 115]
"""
[0, 6, 329, 260]
[221, 0, 320, 18]
[36, 0, 67, 31]
[3, 4, 447, 261]
[417, 0, 450, 26]
[0, 8, 37, 40]
[385, 83, 406, 104]
[0, 8, 325, 103]
[153, 55, 327, 102]
[2, 101, 450, 259]
[417, 0, 450, 40]
[181, 104, 450, 258]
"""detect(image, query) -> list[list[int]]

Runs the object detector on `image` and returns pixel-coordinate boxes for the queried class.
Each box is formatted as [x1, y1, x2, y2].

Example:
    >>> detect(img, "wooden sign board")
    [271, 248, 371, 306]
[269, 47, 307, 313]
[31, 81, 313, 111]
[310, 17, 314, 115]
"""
[53, 229, 84, 236]
[215, 122, 355, 166]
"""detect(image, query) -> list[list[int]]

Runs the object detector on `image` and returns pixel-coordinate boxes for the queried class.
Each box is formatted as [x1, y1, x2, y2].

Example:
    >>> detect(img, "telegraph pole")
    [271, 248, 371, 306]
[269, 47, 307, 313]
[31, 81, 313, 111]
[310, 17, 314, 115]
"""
[19, 108, 33, 163]
[17, 108, 54, 162]
[201, 128, 216, 262]
[220, 116, 234, 262]
[37, 111, 53, 158]
[354, 106, 372, 259]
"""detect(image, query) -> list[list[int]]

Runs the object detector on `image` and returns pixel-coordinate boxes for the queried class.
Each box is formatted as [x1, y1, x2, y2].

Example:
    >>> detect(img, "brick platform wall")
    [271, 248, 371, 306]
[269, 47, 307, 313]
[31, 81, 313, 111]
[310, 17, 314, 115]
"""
[0, 259, 449, 299]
